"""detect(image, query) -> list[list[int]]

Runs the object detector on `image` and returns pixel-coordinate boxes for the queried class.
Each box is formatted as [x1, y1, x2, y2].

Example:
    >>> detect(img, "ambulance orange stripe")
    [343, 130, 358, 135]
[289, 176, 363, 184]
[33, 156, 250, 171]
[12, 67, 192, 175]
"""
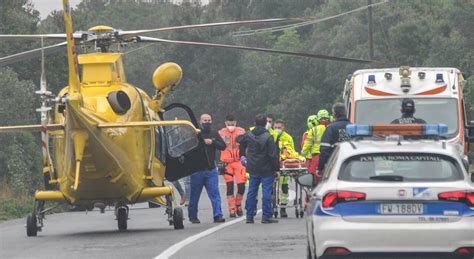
[364, 87, 396, 96]
[415, 85, 447, 95]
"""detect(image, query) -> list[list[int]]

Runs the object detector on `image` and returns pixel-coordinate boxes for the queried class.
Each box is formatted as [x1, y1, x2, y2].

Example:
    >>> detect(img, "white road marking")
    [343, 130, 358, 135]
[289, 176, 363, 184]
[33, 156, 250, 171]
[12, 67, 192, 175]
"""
[155, 210, 262, 259]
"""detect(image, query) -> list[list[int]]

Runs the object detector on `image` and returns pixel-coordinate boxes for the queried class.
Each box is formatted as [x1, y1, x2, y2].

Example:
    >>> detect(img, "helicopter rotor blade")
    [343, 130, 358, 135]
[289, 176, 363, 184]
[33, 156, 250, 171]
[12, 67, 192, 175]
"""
[0, 33, 85, 40]
[119, 18, 306, 37]
[138, 36, 391, 65]
[0, 41, 67, 67]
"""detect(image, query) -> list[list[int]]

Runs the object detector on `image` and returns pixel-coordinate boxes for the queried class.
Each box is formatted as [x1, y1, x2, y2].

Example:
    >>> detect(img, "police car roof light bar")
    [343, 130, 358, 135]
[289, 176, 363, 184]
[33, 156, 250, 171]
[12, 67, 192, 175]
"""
[346, 124, 448, 137]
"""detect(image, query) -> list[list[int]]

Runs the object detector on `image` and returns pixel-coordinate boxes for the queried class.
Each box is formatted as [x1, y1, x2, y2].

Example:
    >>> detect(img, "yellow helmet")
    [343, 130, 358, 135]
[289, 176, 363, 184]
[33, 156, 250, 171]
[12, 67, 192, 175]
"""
[316, 109, 330, 121]
[307, 115, 318, 129]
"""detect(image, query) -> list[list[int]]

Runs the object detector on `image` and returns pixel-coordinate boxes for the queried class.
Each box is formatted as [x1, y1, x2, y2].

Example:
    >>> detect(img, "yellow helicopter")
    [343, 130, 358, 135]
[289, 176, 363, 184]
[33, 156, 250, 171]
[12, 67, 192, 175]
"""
[0, 1, 381, 237]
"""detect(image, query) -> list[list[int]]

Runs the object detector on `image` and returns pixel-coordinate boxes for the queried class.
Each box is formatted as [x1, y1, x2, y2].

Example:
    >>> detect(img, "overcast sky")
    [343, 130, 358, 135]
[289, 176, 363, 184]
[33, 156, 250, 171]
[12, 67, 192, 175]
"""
[32, 0, 82, 19]
[32, 0, 209, 19]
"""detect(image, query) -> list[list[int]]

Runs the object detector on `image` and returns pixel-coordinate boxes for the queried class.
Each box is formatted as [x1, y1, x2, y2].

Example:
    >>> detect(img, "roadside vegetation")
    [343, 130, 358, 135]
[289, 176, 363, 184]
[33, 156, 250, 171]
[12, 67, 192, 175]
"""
[0, 0, 473, 220]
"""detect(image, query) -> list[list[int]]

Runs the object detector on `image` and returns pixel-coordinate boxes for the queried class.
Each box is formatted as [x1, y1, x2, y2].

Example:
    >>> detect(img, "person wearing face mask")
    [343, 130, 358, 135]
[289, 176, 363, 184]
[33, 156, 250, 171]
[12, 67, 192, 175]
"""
[218, 115, 247, 217]
[391, 98, 426, 124]
[188, 114, 226, 224]
[273, 119, 294, 218]
[302, 109, 331, 182]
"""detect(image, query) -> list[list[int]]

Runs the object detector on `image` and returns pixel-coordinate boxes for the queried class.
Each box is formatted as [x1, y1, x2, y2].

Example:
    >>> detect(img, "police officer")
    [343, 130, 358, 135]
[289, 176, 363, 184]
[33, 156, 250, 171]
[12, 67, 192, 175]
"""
[317, 103, 351, 173]
[391, 98, 426, 124]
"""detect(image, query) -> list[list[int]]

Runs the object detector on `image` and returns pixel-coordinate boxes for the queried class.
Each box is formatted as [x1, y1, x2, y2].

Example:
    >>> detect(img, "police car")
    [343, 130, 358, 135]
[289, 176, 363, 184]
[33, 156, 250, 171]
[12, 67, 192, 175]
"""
[300, 124, 474, 259]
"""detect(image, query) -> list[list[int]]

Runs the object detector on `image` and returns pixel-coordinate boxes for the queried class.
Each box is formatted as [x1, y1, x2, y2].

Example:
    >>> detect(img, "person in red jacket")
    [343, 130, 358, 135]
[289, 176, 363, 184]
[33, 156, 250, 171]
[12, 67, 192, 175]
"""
[218, 115, 247, 217]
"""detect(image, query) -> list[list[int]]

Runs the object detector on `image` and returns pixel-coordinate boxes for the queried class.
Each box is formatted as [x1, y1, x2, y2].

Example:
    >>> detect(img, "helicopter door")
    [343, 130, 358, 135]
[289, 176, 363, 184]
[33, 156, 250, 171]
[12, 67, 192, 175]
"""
[161, 103, 210, 181]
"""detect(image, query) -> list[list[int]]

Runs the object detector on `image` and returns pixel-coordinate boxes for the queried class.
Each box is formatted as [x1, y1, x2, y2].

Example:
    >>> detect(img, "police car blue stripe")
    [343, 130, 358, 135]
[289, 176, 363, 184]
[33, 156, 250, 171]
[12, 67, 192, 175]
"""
[314, 202, 474, 217]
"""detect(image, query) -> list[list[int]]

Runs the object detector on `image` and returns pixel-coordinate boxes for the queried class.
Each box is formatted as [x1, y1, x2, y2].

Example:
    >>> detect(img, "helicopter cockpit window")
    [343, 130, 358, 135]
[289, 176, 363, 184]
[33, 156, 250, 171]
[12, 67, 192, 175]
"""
[154, 126, 166, 164]
[163, 107, 199, 158]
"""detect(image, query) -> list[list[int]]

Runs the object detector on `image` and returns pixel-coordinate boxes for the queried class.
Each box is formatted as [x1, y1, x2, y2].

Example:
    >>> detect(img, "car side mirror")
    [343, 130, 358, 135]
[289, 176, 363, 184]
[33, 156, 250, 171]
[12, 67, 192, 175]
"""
[297, 174, 315, 188]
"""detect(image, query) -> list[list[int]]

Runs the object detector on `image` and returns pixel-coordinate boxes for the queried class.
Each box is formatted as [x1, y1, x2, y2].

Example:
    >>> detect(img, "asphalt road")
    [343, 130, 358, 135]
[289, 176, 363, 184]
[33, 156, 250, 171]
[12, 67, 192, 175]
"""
[0, 179, 306, 259]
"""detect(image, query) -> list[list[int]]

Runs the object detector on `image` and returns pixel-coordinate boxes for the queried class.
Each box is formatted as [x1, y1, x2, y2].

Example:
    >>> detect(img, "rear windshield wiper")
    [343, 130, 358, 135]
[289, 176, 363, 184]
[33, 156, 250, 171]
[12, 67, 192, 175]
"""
[369, 175, 404, 181]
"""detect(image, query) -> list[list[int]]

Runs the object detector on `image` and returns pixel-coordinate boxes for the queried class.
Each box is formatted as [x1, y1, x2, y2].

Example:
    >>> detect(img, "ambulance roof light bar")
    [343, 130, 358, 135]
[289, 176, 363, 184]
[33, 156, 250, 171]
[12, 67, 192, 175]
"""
[346, 124, 448, 137]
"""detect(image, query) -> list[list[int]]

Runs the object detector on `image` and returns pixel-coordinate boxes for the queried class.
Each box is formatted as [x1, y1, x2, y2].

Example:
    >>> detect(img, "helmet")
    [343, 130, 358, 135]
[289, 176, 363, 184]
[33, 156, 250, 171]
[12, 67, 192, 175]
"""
[307, 115, 318, 129]
[316, 109, 330, 121]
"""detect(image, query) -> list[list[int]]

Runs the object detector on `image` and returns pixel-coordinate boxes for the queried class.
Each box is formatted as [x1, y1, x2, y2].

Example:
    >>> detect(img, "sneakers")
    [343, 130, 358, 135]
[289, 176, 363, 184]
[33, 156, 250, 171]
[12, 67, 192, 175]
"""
[236, 207, 243, 217]
[189, 218, 200, 224]
[229, 211, 236, 218]
[246, 218, 254, 224]
[261, 218, 279, 224]
[280, 207, 288, 218]
[213, 217, 226, 223]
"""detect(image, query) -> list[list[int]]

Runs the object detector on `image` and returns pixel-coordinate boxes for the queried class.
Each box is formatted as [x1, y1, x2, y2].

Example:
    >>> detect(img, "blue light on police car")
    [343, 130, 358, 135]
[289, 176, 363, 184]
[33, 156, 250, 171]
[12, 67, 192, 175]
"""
[423, 124, 448, 136]
[368, 75, 376, 85]
[346, 124, 372, 136]
[435, 73, 444, 83]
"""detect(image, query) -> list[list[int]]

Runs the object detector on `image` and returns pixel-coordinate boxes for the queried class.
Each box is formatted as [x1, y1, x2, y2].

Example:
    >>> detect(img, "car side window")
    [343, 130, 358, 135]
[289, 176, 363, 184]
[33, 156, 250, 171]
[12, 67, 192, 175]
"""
[322, 146, 340, 181]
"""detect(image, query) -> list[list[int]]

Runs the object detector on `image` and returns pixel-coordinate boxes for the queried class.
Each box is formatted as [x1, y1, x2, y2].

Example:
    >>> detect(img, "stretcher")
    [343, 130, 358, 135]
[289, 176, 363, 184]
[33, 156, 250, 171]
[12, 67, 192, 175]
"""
[272, 159, 308, 218]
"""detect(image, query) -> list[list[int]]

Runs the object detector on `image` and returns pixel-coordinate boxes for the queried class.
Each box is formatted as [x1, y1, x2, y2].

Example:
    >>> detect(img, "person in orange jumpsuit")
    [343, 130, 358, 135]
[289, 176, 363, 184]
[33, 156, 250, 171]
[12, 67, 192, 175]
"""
[218, 115, 247, 217]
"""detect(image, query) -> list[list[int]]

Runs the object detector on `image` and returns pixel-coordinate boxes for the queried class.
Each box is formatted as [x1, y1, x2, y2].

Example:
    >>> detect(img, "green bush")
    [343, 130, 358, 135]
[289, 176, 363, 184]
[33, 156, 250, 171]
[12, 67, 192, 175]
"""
[0, 198, 33, 221]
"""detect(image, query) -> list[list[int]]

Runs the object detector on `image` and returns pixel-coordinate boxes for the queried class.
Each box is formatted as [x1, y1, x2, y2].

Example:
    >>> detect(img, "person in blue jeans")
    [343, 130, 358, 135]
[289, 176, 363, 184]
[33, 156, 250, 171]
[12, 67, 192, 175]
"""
[188, 114, 226, 223]
[237, 113, 280, 223]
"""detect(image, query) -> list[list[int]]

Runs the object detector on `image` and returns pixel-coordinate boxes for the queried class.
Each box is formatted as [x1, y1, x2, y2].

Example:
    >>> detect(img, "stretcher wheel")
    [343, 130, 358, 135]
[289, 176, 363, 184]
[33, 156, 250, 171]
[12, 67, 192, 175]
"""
[26, 214, 37, 237]
[173, 207, 184, 230]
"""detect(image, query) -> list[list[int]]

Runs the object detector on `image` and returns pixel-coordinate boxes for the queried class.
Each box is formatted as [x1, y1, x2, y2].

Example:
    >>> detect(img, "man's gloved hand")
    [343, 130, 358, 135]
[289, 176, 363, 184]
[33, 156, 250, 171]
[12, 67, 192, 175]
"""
[240, 156, 247, 167]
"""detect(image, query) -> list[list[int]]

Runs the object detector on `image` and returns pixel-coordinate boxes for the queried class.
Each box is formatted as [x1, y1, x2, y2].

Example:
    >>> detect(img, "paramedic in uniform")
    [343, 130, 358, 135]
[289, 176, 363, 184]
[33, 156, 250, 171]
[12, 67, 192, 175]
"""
[391, 98, 426, 124]
[218, 115, 246, 218]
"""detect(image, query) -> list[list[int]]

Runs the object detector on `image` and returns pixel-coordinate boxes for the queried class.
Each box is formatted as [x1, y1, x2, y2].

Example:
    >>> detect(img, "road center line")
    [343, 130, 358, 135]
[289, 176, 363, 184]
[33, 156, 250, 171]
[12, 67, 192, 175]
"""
[155, 210, 262, 259]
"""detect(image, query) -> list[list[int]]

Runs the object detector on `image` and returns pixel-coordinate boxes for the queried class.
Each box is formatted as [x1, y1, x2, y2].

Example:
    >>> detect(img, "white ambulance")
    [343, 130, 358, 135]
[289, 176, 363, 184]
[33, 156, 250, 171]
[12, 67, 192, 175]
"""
[343, 67, 474, 160]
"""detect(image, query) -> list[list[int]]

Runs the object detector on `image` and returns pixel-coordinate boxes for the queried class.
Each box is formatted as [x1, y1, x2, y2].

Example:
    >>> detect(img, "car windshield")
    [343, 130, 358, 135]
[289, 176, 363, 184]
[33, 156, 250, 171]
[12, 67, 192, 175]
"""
[339, 153, 462, 182]
[355, 98, 458, 138]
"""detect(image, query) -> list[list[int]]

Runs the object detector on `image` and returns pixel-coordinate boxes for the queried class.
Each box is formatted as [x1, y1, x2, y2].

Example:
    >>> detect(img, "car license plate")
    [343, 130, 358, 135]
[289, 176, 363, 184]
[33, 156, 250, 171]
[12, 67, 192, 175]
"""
[380, 203, 423, 215]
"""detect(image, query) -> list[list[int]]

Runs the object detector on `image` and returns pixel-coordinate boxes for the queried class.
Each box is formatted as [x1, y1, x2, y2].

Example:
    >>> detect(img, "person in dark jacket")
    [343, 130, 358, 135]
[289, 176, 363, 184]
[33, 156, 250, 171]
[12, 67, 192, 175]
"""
[238, 113, 280, 224]
[188, 114, 226, 224]
[317, 103, 351, 173]
[391, 98, 427, 124]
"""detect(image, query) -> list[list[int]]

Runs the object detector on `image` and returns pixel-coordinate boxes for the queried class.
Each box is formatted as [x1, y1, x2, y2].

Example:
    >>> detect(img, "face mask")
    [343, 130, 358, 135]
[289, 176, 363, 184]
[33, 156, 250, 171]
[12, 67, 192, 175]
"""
[274, 129, 282, 135]
[265, 122, 272, 130]
[201, 122, 212, 133]
[227, 126, 235, 132]
[402, 107, 414, 116]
